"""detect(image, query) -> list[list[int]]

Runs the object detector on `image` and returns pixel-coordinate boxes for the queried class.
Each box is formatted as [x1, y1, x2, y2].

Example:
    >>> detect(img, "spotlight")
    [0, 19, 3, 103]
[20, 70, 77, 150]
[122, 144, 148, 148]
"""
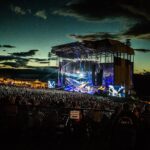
[79, 73, 84, 77]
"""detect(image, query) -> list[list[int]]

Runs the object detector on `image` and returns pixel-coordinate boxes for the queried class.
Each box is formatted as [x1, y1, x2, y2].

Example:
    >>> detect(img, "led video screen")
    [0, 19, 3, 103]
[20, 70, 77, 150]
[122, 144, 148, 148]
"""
[59, 60, 114, 94]
[108, 85, 125, 97]
[48, 80, 56, 88]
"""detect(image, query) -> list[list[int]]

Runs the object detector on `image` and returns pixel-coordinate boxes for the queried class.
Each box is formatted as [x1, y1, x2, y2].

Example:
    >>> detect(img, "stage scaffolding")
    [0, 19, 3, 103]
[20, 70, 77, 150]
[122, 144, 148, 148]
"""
[51, 39, 134, 95]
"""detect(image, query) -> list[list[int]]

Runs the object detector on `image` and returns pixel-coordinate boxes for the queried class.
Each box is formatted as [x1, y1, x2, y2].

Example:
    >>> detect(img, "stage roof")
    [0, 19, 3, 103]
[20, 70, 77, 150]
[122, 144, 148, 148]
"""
[51, 39, 134, 58]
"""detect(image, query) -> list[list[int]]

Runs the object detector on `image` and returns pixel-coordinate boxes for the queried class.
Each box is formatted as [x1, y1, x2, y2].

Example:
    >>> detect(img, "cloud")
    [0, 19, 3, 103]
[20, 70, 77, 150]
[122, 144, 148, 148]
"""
[69, 32, 122, 41]
[0, 55, 29, 68]
[0, 61, 27, 68]
[10, 5, 26, 15]
[134, 49, 150, 53]
[2, 45, 16, 48]
[53, 0, 150, 39]
[0, 62, 20, 68]
[0, 55, 54, 68]
[124, 21, 150, 39]
[31, 58, 48, 62]
[31, 57, 57, 63]
[15, 58, 29, 67]
[53, 0, 144, 21]
[0, 55, 16, 61]
[39, 61, 49, 64]
[30, 58, 50, 64]
[9, 49, 39, 57]
[35, 10, 47, 19]
[0, 55, 29, 62]
[0, 44, 16, 48]
[10, 4, 47, 20]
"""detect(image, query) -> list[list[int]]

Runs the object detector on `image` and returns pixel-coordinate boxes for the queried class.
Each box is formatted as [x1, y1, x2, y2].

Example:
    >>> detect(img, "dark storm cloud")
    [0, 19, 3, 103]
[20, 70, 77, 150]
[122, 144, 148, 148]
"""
[3, 45, 16, 48]
[8, 0, 62, 10]
[0, 55, 16, 61]
[0, 55, 52, 68]
[69, 32, 122, 41]
[0, 62, 20, 68]
[0, 61, 27, 68]
[15, 58, 29, 67]
[9, 49, 39, 57]
[54, 0, 150, 39]
[31, 57, 57, 64]
[54, 0, 150, 21]
[0, 55, 30, 62]
[0, 44, 16, 48]
[134, 49, 150, 53]
[124, 21, 150, 39]
[1, 62, 25, 68]
[0, 55, 29, 68]
[31, 58, 48, 62]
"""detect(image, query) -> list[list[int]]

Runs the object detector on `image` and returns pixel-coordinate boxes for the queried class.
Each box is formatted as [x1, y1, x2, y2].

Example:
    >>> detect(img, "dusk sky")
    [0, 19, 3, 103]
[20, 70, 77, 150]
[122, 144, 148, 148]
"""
[0, 0, 150, 73]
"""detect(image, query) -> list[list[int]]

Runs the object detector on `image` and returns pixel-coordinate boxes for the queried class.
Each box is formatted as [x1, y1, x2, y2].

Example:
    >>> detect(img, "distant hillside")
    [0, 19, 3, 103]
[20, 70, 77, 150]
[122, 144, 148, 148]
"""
[0, 67, 58, 82]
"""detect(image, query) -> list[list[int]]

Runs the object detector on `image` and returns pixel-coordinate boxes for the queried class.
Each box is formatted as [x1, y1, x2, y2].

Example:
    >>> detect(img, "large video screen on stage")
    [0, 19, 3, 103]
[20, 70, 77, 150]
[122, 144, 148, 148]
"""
[108, 85, 125, 97]
[63, 63, 96, 94]
[58, 60, 114, 94]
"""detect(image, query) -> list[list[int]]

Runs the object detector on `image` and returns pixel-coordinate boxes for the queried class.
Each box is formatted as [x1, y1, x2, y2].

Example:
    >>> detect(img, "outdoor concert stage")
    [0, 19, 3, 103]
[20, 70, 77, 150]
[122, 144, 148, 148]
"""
[51, 39, 134, 97]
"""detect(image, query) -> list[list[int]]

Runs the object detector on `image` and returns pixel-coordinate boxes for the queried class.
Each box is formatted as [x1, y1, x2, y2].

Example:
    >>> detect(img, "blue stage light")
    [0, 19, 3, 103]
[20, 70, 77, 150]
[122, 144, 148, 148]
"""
[79, 73, 84, 78]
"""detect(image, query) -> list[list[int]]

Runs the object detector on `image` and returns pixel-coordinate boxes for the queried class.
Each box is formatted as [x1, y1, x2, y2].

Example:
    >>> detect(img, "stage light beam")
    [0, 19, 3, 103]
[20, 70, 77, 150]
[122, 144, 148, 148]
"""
[79, 73, 84, 78]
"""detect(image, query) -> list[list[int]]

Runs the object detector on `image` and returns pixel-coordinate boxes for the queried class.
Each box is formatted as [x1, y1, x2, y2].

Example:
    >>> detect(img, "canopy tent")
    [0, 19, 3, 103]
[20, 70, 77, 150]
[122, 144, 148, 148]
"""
[51, 39, 134, 59]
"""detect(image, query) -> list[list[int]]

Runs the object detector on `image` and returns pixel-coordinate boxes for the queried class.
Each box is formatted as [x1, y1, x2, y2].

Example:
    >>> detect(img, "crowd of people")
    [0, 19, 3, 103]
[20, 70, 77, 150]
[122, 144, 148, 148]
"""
[0, 85, 149, 150]
[0, 85, 118, 110]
